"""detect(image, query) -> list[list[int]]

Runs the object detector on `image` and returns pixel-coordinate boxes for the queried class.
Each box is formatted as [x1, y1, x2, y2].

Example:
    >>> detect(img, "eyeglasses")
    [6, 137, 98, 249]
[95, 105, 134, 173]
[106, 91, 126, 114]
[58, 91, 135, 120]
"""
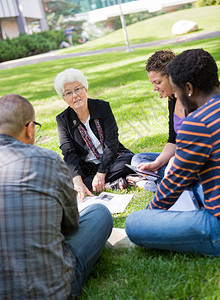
[25, 121, 42, 133]
[62, 86, 84, 99]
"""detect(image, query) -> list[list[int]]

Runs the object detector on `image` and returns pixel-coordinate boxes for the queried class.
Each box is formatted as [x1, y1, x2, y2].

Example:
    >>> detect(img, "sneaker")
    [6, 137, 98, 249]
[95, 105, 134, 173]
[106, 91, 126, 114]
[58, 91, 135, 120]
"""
[106, 177, 127, 190]
[142, 180, 157, 192]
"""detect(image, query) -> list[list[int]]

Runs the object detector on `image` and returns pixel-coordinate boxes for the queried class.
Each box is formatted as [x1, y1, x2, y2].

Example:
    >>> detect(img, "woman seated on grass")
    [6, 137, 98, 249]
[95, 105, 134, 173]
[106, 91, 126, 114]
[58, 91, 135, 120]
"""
[54, 68, 133, 201]
[127, 50, 186, 192]
[126, 48, 220, 257]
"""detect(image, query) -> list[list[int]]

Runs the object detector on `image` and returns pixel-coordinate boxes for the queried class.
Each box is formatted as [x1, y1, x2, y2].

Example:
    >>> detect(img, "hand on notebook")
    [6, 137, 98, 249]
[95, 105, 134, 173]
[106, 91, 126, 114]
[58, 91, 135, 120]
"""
[125, 164, 161, 179]
[138, 161, 159, 172]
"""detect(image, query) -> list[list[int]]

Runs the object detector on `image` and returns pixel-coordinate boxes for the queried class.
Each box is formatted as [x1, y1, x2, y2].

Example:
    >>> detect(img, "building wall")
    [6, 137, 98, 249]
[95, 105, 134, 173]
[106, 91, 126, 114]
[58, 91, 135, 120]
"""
[20, 0, 42, 19]
[0, 0, 18, 18]
[0, 0, 42, 18]
[1, 18, 20, 38]
[0, 0, 48, 40]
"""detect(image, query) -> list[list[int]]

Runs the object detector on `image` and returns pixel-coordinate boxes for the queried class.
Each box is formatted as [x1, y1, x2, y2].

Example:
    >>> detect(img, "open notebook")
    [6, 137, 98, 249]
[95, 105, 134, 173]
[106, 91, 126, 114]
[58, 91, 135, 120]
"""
[78, 192, 134, 214]
[125, 164, 162, 181]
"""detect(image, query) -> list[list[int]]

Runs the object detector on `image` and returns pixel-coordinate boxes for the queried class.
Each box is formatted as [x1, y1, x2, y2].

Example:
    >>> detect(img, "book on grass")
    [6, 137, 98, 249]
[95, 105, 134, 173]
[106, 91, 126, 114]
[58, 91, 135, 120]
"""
[125, 164, 162, 179]
[78, 192, 134, 214]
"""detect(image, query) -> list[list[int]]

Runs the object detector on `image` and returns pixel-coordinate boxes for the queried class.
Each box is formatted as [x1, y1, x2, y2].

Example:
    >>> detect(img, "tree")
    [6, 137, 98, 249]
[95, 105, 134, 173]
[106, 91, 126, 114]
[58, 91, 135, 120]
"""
[42, 0, 81, 31]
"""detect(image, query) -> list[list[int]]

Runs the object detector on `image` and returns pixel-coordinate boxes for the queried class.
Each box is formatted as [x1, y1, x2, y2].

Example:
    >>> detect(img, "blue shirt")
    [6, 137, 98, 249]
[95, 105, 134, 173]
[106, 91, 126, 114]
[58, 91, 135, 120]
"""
[149, 94, 220, 218]
[0, 135, 79, 299]
[64, 28, 72, 37]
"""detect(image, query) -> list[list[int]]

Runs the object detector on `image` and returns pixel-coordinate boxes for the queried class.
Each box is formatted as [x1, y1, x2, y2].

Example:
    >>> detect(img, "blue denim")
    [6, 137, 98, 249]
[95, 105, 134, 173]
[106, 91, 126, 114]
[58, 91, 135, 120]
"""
[126, 209, 220, 256]
[131, 153, 205, 203]
[65, 203, 113, 297]
[131, 152, 166, 184]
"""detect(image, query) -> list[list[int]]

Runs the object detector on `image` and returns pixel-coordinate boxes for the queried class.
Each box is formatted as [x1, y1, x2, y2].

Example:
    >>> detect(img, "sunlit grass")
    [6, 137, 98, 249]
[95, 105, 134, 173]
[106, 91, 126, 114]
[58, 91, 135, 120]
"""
[0, 30, 220, 300]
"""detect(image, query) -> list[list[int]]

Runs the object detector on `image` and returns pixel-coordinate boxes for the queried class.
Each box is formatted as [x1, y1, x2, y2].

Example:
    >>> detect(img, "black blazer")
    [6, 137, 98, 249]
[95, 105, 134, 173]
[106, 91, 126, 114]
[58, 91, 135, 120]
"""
[168, 95, 187, 144]
[56, 98, 132, 178]
[168, 95, 177, 144]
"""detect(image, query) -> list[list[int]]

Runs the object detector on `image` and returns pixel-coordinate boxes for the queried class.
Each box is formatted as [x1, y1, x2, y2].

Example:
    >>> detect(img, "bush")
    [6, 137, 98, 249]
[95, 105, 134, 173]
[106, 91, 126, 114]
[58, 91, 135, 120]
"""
[196, 0, 220, 6]
[0, 30, 80, 62]
[38, 30, 79, 48]
[0, 33, 54, 62]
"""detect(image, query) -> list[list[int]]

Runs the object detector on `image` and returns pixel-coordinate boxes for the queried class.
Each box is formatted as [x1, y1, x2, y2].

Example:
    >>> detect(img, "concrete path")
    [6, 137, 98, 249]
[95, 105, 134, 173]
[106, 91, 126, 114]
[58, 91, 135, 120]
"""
[0, 30, 220, 70]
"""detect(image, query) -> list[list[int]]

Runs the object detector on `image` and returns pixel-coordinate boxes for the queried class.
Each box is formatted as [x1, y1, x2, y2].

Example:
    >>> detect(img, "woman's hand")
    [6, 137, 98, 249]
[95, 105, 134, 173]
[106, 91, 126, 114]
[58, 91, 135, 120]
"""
[138, 161, 160, 172]
[73, 175, 94, 202]
[137, 143, 177, 173]
[92, 172, 106, 193]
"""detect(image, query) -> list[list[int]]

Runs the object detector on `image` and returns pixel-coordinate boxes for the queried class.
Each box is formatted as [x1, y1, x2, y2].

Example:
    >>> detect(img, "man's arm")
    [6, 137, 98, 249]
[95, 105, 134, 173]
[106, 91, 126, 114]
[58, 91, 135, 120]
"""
[149, 118, 212, 210]
[55, 156, 79, 234]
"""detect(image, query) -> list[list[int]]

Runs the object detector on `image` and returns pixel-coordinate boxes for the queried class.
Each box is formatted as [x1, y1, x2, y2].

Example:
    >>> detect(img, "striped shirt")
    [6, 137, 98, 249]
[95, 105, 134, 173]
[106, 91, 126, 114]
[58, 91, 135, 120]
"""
[149, 94, 220, 218]
[0, 135, 79, 299]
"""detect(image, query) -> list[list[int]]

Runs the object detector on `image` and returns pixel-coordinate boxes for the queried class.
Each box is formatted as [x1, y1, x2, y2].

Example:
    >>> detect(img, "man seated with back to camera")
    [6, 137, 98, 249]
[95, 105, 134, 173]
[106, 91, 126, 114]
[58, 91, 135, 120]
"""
[126, 49, 220, 257]
[0, 94, 113, 299]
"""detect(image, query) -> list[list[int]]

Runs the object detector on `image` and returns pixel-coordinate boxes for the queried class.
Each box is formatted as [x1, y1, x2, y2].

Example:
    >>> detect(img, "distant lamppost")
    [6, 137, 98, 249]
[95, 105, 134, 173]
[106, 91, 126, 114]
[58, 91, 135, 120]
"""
[118, 0, 132, 52]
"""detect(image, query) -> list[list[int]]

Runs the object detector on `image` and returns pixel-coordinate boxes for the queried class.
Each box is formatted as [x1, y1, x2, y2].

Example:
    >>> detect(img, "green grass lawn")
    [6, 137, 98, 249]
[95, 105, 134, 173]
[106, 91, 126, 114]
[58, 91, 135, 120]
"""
[0, 6, 220, 299]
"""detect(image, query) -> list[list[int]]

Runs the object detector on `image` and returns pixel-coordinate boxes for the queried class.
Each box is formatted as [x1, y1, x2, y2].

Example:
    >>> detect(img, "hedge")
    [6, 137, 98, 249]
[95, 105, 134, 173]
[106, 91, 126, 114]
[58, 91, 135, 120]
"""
[0, 30, 80, 63]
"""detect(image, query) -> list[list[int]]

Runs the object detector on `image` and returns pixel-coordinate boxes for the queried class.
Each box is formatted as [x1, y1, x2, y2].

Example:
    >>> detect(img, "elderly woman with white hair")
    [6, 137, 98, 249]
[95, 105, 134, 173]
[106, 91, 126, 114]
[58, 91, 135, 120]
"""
[54, 68, 133, 201]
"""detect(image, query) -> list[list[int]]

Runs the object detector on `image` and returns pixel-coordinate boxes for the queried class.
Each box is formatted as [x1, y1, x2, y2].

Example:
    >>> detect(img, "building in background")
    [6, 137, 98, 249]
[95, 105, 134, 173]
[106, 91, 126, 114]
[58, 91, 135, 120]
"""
[0, 0, 48, 40]
[70, 0, 195, 14]
[69, 0, 196, 27]
[70, 0, 134, 13]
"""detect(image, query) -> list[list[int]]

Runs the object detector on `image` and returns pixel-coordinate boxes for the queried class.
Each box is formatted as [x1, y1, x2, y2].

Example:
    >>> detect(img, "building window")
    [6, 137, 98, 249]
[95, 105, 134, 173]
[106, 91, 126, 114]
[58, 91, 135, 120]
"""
[69, 0, 135, 13]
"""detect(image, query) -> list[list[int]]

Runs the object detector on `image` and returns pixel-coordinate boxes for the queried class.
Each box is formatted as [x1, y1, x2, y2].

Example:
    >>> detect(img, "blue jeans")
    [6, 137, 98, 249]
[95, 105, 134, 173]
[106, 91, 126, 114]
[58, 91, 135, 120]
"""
[65, 204, 113, 297]
[125, 209, 220, 256]
[131, 152, 166, 184]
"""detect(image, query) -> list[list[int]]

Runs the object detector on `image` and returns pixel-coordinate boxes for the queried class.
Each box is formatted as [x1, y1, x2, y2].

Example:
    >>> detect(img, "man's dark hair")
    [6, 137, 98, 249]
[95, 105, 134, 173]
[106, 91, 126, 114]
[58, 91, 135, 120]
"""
[167, 48, 219, 94]
[145, 50, 176, 76]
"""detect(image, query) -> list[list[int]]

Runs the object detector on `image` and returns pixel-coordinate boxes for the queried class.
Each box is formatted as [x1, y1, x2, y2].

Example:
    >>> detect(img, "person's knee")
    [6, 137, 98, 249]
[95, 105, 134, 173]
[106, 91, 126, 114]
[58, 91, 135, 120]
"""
[93, 203, 112, 218]
[131, 153, 142, 166]
[131, 152, 159, 166]
[87, 203, 111, 216]
[125, 211, 142, 240]
[82, 203, 113, 230]
[126, 210, 156, 243]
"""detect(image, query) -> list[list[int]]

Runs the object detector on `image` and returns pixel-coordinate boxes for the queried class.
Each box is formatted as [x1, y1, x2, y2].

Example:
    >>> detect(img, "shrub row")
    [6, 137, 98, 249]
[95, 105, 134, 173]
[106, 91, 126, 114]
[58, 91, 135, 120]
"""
[197, 0, 220, 6]
[0, 30, 80, 63]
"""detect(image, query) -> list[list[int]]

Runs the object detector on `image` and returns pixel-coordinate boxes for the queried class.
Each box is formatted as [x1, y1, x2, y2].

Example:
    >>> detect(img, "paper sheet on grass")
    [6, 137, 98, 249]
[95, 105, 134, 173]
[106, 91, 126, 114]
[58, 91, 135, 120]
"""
[106, 228, 135, 249]
[78, 192, 134, 214]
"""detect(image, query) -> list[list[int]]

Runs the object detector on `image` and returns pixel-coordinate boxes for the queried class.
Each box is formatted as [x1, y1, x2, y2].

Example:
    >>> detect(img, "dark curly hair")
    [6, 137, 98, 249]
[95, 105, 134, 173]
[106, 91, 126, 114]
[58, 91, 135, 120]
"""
[145, 50, 176, 76]
[167, 49, 219, 94]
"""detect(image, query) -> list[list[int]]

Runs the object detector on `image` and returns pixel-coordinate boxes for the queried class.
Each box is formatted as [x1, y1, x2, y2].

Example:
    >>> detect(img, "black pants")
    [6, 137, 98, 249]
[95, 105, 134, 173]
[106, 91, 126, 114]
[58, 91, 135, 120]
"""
[81, 153, 134, 190]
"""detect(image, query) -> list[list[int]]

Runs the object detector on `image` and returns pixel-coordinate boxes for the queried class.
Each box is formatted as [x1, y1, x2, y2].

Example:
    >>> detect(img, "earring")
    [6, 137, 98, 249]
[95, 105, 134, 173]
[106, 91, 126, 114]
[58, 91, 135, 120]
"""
[188, 93, 191, 97]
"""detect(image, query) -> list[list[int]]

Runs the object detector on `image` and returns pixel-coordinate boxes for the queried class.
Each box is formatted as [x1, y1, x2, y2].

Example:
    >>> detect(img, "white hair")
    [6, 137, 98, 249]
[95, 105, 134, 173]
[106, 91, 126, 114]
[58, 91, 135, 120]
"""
[54, 68, 88, 98]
